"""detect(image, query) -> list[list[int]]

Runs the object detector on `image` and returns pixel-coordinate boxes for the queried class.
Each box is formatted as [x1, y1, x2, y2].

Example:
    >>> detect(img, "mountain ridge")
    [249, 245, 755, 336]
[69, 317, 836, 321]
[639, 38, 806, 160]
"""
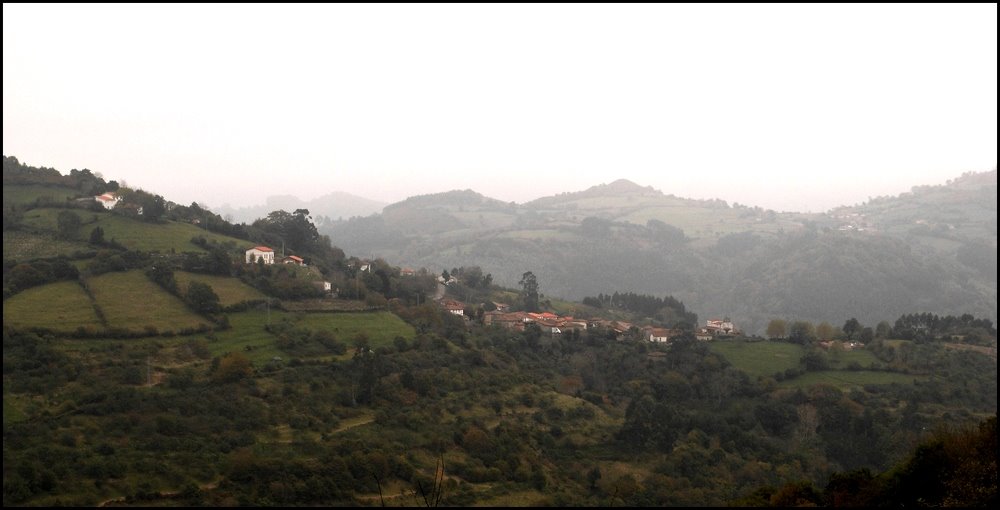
[321, 169, 997, 335]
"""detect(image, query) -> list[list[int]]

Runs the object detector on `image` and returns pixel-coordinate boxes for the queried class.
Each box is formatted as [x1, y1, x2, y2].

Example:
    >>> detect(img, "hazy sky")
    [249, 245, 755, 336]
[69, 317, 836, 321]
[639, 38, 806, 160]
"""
[3, 4, 996, 213]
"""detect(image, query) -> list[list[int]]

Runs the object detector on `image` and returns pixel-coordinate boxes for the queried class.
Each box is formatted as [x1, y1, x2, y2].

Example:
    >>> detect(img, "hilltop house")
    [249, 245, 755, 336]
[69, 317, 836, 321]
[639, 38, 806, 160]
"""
[646, 327, 676, 343]
[441, 299, 466, 316]
[94, 192, 121, 210]
[245, 246, 275, 264]
[282, 255, 305, 266]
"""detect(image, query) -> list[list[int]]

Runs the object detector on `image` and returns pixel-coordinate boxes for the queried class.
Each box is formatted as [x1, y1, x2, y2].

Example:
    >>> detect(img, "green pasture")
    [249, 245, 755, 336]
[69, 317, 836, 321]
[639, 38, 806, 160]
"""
[3, 230, 93, 261]
[20, 208, 249, 253]
[827, 348, 881, 368]
[292, 311, 416, 347]
[2, 280, 103, 331]
[779, 370, 923, 390]
[3, 184, 81, 206]
[2, 396, 29, 426]
[172, 271, 266, 307]
[87, 270, 210, 332]
[709, 340, 804, 378]
[205, 311, 287, 363]
[204, 310, 415, 364]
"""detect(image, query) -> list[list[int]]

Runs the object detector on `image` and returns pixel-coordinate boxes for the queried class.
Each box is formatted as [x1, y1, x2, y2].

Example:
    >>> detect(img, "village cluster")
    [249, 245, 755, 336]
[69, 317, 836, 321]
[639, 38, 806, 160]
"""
[440, 297, 742, 344]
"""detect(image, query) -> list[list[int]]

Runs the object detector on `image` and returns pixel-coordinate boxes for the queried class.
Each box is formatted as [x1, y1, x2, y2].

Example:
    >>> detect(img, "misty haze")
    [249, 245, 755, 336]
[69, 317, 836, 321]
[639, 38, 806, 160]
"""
[3, 3, 996, 508]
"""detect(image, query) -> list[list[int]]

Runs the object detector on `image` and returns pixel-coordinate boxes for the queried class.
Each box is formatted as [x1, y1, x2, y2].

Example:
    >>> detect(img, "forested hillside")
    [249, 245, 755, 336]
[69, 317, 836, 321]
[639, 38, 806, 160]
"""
[3, 156, 996, 507]
[323, 172, 997, 334]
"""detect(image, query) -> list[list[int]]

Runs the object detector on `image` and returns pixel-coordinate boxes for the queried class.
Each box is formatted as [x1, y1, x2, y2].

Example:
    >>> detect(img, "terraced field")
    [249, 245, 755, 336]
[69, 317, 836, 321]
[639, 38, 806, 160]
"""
[778, 370, 923, 390]
[20, 208, 249, 253]
[293, 311, 416, 347]
[173, 271, 266, 307]
[87, 270, 211, 332]
[3, 230, 93, 261]
[2, 280, 103, 331]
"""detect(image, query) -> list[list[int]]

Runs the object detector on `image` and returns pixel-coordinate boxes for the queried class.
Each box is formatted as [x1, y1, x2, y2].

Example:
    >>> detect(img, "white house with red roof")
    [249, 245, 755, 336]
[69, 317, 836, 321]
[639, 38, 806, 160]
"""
[94, 192, 121, 210]
[282, 255, 305, 266]
[245, 246, 275, 264]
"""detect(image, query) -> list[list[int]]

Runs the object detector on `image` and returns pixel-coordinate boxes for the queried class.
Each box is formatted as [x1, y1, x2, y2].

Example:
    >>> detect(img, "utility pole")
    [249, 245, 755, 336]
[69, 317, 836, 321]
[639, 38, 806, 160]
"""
[147, 356, 152, 386]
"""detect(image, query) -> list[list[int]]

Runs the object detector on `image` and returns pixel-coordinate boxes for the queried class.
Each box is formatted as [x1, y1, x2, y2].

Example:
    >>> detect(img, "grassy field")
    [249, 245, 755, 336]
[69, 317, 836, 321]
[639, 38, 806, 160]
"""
[203, 310, 416, 364]
[2, 396, 29, 426]
[3, 230, 93, 261]
[173, 271, 266, 307]
[3, 184, 81, 206]
[827, 348, 881, 368]
[779, 370, 923, 390]
[293, 311, 416, 347]
[709, 340, 804, 378]
[87, 270, 211, 332]
[20, 208, 249, 253]
[2, 280, 103, 331]
[205, 311, 287, 363]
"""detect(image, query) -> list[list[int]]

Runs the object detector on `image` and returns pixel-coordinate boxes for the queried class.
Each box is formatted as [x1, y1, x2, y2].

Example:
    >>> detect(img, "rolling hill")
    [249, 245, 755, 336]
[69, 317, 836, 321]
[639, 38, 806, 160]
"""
[322, 172, 997, 334]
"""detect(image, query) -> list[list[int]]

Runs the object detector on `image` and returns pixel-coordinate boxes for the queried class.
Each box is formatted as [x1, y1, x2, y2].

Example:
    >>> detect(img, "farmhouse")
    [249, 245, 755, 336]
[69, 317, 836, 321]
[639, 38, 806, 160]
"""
[705, 318, 741, 337]
[245, 246, 275, 264]
[646, 327, 676, 343]
[441, 299, 466, 316]
[282, 255, 305, 266]
[94, 192, 121, 209]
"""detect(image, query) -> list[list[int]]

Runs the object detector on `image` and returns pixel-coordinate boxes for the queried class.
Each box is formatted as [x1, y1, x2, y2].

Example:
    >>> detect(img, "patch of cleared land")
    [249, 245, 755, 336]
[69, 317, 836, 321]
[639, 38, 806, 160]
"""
[205, 311, 287, 363]
[20, 208, 249, 253]
[779, 370, 923, 390]
[293, 311, 416, 347]
[173, 271, 266, 307]
[3, 280, 103, 331]
[3, 184, 81, 206]
[87, 270, 211, 332]
[3, 230, 93, 261]
[709, 340, 804, 378]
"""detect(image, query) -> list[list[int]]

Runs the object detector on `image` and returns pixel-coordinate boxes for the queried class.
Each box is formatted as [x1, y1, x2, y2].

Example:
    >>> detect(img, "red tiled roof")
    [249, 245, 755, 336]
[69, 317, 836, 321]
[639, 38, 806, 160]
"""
[250, 246, 274, 252]
[285, 255, 304, 262]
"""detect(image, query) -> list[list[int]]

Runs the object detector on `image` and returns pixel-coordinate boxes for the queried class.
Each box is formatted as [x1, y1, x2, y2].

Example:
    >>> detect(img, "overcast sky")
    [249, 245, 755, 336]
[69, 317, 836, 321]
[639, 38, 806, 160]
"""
[3, 4, 996, 213]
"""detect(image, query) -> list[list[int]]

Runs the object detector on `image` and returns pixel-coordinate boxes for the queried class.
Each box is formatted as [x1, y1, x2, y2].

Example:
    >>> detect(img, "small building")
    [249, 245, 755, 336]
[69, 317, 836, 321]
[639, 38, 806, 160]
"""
[282, 255, 305, 266]
[441, 299, 466, 316]
[245, 246, 275, 264]
[647, 327, 675, 343]
[94, 192, 121, 210]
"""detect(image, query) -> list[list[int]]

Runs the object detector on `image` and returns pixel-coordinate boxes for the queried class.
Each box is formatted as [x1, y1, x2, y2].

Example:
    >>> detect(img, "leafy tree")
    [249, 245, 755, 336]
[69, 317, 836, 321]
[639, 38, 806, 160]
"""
[147, 264, 177, 294]
[875, 321, 892, 339]
[55, 210, 81, 240]
[788, 321, 815, 344]
[843, 318, 862, 340]
[816, 321, 836, 340]
[766, 319, 787, 339]
[89, 226, 105, 245]
[801, 349, 829, 371]
[211, 352, 253, 383]
[187, 281, 221, 314]
[253, 209, 322, 255]
[587, 466, 602, 491]
[519, 271, 540, 312]
[859, 327, 874, 343]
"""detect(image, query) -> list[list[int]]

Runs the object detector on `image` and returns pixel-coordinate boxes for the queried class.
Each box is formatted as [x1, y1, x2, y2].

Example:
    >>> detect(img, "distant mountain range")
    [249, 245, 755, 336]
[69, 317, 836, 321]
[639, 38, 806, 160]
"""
[212, 191, 386, 225]
[319, 171, 997, 335]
